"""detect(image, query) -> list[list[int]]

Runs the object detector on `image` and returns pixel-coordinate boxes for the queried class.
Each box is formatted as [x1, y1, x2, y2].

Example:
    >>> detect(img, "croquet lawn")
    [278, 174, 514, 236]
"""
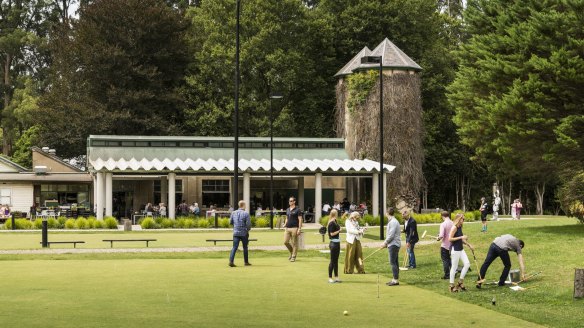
[0, 254, 541, 328]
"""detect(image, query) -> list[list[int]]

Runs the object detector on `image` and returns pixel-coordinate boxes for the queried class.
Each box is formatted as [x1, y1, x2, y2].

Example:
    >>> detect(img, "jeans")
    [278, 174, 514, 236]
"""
[328, 241, 340, 278]
[441, 247, 451, 278]
[229, 235, 249, 264]
[480, 243, 511, 286]
[388, 245, 400, 280]
[407, 242, 416, 268]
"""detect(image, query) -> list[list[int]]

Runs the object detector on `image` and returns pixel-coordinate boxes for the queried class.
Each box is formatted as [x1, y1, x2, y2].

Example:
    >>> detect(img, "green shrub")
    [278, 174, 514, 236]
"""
[87, 218, 96, 228]
[250, 216, 257, 227]
[75, 217, 89, 229]
[255, 217, 269, 228]
[86, 216, 97, 221]
[218, 218, 230, 228]
[33, 218, 44, 229]
[47, 217, 59, 229]
[154, 217, 165, 225]
[64, 219, 76, 229]
[362, 214, 380, 226]
[140, 217, 157, 229]
[104, 217, 118, 229]
[196, 218, 210, 228]
[93, 220, 105, 229]
[57, 216, 67, 227]
[160, 218, 174, 228]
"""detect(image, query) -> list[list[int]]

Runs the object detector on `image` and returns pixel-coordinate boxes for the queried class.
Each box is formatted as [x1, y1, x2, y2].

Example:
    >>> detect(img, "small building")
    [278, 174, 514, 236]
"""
[0, 147, 92, 215]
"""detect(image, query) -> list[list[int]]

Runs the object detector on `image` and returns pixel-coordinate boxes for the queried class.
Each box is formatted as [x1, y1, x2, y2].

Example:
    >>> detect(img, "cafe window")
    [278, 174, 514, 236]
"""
[0, 188, 11, 206]
[202, 180, 230, 208]
[154, 179, 183, 205]
[40, 184, 90, 208]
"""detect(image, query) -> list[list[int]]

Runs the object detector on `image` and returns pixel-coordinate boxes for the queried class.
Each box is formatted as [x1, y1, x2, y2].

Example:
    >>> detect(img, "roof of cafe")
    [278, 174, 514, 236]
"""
[87, 135, 395, 175]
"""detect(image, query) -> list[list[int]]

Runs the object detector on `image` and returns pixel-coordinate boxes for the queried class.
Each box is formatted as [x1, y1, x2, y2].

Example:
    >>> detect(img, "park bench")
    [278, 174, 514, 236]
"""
[205, 239, 257, 246]
[39, 241, 85, 248]
[102, 239, 157, 248]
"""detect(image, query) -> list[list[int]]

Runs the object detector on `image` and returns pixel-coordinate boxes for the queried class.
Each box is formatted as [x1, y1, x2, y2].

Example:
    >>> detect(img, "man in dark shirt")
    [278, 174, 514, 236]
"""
[403, 210, 419, 269]
[283, 196, 303, 262]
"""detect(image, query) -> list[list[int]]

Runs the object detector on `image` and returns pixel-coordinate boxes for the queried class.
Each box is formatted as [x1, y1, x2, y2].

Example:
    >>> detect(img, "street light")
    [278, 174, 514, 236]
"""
[361, 55, 384, 240]
[233, 0, 241, 209]
[269, 92, 283, 229]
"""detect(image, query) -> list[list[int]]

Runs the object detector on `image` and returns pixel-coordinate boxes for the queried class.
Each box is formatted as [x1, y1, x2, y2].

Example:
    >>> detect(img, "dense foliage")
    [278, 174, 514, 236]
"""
[1, 0, 581, 215]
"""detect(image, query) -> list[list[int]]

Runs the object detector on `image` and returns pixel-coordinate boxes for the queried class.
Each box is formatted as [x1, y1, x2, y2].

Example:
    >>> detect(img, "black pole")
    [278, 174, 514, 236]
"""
[379, 59, 384, 240]
[233, 0, 240, 209]
[11, 213, 15, 230]
[270, 99, 274, 229]
[41, 219, 48, 248]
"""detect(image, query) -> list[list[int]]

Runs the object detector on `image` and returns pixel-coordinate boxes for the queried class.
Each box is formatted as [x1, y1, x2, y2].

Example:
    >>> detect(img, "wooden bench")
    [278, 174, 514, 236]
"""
[39, 241, 85, 248]
[205, 239, 258, 246]
[102, 239, 157, 248]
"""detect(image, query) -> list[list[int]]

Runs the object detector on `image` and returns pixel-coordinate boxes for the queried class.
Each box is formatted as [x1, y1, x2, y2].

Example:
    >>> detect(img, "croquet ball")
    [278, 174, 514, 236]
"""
[491, 297, 496, 306]
[343, 311, 349, 316]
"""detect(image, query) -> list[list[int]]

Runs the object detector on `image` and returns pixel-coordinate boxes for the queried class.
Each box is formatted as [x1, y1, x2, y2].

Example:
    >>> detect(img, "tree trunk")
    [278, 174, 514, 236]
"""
[535, 182, 546, 215]
[508, 180, 513, 216]
[575, 268, 584, 298]
[2, 53, 12, 155]
[455, 175, 460, 210]
[461, 175, 466, 212]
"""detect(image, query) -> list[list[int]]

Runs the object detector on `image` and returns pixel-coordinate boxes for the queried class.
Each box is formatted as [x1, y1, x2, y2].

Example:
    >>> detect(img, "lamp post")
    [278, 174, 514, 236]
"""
[269, 92, 283, 229]
[233, 0, 241, 209]
[361, 55, 384, 240]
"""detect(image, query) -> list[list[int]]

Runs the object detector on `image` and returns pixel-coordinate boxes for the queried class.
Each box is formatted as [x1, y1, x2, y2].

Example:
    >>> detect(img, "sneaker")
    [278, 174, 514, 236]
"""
[476, 278, 485, 289]
[244, 262, 252, 266]
[441, 276, 450, 280]
[229, 263, 236, 267]
[290, 257, 296, 262]
[328, 278, 335, 283]
[334, 279, 342, 283]
[386, 281, 399, 286]
[288, 255, 292, 261]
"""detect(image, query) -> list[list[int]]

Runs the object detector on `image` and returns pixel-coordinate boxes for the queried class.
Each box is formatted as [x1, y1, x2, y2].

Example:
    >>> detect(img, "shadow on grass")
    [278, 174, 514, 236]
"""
[523, 223, 584, 235]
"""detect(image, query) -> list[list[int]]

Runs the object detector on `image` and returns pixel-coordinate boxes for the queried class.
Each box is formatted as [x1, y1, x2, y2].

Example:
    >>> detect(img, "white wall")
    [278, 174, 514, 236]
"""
[0, 183, 34, 213]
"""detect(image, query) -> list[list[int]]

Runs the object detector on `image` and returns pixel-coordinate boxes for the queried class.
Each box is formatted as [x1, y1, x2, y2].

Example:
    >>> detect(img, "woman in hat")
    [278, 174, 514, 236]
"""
[344, 211, 366, 274]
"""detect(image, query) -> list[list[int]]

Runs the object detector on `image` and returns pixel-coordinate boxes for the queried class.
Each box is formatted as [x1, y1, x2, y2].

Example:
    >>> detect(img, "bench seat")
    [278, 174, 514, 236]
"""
[205, 239, 257, 246]
[40, 241, 85, 248]
[102, 239, 157, 248]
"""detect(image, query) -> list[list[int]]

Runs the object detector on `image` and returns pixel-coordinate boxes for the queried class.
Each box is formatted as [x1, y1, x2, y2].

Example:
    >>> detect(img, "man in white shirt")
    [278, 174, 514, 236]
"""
[322, 202, 331, 216]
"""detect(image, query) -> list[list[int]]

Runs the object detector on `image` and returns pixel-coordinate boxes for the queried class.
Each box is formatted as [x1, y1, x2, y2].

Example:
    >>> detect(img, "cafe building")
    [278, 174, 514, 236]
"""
[88, 135, 395, 222]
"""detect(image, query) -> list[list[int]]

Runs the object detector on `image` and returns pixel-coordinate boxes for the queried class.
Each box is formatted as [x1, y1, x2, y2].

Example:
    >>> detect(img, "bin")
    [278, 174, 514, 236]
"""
[123, 219, 132, 231]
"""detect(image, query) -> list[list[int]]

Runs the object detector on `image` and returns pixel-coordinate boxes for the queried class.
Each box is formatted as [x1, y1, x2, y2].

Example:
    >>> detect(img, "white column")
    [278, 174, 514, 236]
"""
[92, 174, 97, 213]
[372, 173, 379, 217]
[168, 173, 176, 219]
[161, 176, 168, 205]
[298, 177, 305, 211]
[96, 172, 105, 220]
[382, 172, 387, 217]
[243, 172, 250, 212]
[105, 173, 113, 217]
[315, 173, 322, 222]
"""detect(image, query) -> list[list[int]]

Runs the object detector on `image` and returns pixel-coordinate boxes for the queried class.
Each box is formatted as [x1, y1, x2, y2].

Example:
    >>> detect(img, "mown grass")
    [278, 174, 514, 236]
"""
[0, 217, 582, 327]
[0, 256, 542, 328]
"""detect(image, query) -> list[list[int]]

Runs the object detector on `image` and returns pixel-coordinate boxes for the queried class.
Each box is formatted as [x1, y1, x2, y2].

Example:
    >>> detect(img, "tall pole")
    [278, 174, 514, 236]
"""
[378, 59, 384, 240]
[270, 99, 274, 229]
[233, 0, 240, 209]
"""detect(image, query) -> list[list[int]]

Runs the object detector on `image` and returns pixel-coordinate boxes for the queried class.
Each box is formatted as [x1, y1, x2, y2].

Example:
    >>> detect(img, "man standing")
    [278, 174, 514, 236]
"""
[477, 234, 526, 288]
[283, 196, 302, 262]
[403, 210, 419, 269]
[437, 211, 453, 279]
[480, 197, 489, 233]
[228, 200, 252, 267]
[382, 208, 401, 286]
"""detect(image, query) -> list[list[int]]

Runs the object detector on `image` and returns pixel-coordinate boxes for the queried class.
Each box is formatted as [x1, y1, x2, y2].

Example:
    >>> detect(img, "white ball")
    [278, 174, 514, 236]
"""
[343, 311, 348, 316]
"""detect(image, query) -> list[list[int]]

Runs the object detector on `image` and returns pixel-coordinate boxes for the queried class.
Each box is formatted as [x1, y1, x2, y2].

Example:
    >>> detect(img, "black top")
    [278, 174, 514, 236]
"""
[327, 220, 341, 241]
[286, 207, 301, 228]
[404, 218, 419, 243]
[452, 226, 464, 251]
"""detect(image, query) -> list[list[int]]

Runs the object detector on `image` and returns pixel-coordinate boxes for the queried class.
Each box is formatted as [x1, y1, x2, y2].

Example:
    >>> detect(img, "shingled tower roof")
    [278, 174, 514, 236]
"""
[336, 38, 422, 77]
[334, 46, 371, 77]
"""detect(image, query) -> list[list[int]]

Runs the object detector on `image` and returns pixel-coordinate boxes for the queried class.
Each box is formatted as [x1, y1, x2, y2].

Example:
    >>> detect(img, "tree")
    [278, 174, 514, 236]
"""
[37, 0, 190, 157]
[183, 0, 336, 138]
[448, 0, 584, 214]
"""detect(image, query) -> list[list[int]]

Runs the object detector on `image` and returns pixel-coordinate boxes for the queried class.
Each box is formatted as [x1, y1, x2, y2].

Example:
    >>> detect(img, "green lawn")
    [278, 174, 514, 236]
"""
[0, 217, 582, 327]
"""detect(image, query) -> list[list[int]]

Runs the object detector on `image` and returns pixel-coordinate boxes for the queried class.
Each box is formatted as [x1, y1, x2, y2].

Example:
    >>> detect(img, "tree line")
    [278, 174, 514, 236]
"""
[1, 0, 582, 218]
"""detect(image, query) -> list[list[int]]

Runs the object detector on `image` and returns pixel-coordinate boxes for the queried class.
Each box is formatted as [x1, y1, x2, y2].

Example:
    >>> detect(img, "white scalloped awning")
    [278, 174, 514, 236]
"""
[89, 157, 395, 174]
